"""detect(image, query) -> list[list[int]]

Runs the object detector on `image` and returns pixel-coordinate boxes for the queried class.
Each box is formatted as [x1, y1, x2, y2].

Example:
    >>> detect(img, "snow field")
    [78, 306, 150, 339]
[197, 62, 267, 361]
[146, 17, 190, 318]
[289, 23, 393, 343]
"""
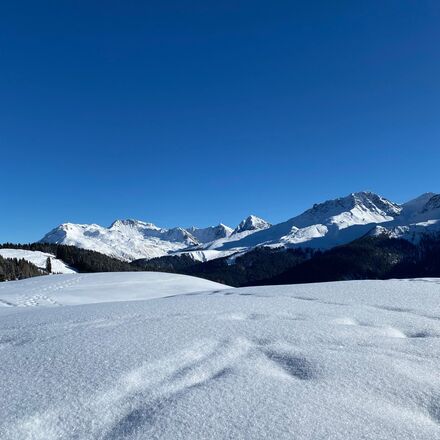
[0, 278, 439, 439]
[0, 248, 76, 274]
[0, 272, 229, 307]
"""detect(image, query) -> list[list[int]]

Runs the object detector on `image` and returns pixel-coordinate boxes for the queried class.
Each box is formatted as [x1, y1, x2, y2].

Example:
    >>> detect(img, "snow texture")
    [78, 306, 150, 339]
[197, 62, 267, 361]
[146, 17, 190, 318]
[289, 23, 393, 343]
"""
[0, 276, 440, 439]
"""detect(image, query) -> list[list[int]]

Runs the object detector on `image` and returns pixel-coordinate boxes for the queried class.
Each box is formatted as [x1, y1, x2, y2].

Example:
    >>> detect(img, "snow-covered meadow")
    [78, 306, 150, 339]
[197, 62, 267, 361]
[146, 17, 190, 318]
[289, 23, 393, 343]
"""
[0, 249, 76, 274]
[0, 272, 227, 307]
[0, 274, 440, 439]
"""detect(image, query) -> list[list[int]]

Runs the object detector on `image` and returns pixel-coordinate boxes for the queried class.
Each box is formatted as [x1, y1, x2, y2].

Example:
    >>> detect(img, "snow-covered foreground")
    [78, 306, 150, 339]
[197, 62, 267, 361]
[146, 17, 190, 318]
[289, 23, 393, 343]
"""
[0, 249, 76, 274]
[0, 272, 228, 307]
[1, 278, 440, 439]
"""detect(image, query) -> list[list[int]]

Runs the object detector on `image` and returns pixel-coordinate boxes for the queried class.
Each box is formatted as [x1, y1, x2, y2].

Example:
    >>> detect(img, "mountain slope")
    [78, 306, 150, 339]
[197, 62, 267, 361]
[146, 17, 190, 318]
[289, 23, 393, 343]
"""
[186, 224, 233, 243]
[369, 192, 440, 242]
[41, 220, 200, 261]
[208, 192, 402, 253]
[233, 215, 271, 234]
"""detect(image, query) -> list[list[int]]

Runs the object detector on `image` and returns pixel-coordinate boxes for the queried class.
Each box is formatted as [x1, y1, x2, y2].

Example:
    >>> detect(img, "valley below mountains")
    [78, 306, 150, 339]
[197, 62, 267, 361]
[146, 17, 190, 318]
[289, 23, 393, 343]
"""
[2, 191, 440, 286]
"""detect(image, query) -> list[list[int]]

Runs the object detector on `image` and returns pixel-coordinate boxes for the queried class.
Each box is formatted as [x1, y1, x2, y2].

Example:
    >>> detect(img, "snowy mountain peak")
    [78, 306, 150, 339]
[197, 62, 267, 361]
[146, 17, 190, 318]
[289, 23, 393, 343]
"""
[41, 223, 79, 242]
[233, 215, 271, 234]
[163, 227, 198, 245]
[351, 191, 402, 215]
[110, 219, 160, 231]
[295, 191, 401, 229]
[40, 220, 198, 262]
[421, 194, 440, 213]
[187, 224, 233, 243]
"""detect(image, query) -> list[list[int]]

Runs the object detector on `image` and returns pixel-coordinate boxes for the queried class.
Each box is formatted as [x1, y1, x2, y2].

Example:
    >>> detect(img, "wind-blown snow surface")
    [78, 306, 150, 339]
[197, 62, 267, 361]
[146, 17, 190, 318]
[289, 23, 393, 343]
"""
[1, 278, 440, 439]
[0, 272, 228, 307]
[0, 249, 76, 274]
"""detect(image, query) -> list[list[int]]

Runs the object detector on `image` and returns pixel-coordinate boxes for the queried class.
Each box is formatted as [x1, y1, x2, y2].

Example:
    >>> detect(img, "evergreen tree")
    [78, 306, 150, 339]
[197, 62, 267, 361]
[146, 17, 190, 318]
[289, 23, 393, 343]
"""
[46, 256, 52, 273]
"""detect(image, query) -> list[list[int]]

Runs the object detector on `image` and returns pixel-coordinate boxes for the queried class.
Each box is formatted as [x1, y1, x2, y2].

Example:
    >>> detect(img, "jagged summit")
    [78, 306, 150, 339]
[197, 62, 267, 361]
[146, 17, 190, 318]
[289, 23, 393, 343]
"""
[291, 191, 401, 230]
[110, 219, 160, 230]
[233, 215, 271, 234]
[40, 220, 198, 261]
[307, 191, 401, 216]
[187, 224, 233, 243]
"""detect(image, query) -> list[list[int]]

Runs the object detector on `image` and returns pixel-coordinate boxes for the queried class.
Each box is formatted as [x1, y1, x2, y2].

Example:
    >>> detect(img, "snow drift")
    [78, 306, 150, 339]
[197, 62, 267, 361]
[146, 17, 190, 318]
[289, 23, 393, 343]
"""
[0, 276, 439, 439]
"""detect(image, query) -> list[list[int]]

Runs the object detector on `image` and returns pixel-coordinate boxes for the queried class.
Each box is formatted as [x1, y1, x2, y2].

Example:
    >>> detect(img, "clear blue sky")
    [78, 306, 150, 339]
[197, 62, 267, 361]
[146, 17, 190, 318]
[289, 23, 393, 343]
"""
[1, 1, 439, 243]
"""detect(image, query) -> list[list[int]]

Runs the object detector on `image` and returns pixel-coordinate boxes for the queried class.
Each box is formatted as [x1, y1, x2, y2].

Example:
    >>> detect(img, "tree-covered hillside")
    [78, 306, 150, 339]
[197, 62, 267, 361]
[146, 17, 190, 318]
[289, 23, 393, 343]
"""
[0, 255, 43, 282]
[133, 247, 314, 287]
[134, 235, 440, 287]
[0, 243, 140, 274]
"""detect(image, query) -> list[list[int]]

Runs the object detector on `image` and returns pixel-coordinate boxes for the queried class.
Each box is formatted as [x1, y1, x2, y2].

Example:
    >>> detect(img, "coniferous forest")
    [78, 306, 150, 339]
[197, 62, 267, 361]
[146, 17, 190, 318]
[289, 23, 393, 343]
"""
[0, 255, 43, 282]
[133, 235, 440, 287]
[0, 243, 140, 276]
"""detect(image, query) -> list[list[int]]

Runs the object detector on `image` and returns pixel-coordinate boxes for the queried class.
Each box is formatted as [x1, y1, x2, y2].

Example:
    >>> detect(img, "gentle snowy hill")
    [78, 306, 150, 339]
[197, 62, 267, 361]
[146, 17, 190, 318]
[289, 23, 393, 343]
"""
[1, 278, 439, 439]
[0, 272, 228, 307]
[0, 249, 76, 274]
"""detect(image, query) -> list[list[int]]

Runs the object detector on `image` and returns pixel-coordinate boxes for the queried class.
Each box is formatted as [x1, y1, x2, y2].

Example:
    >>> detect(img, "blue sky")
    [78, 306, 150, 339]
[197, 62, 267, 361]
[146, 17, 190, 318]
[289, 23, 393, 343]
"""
[1, 1, 439, 242]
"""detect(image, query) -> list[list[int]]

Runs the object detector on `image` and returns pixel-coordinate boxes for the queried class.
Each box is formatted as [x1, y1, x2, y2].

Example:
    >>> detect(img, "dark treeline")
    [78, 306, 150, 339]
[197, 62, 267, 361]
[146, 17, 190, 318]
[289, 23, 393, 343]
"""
[0, 243, 141, 274]
[133, 247, 314, 287]
[134, 235, 440, 287]
[0, 255, 43, 282]
[253, 235, 440, 285]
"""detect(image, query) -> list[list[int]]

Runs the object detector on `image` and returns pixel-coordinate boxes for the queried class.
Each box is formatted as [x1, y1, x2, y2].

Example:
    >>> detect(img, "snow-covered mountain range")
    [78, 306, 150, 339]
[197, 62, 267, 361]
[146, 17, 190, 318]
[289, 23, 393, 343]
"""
[40, 191, 440, 262]
[39, 215, 270, 261]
